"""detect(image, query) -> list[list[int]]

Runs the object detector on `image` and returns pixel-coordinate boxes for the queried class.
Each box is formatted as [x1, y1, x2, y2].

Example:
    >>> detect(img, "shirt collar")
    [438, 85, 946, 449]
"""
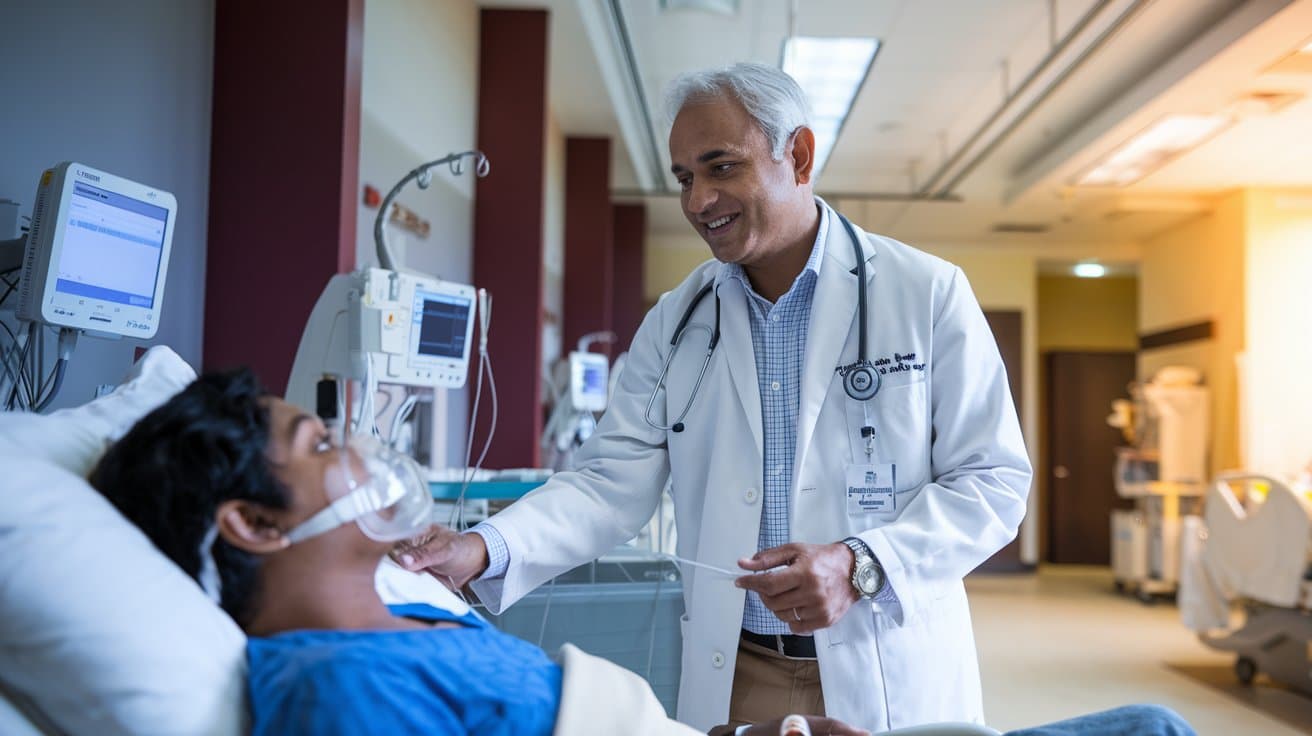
[715, 199, 829, 292]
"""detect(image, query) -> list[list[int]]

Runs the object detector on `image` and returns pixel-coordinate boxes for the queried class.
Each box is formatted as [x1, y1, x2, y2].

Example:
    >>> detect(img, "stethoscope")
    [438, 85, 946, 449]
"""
[643, 213, 879, 434]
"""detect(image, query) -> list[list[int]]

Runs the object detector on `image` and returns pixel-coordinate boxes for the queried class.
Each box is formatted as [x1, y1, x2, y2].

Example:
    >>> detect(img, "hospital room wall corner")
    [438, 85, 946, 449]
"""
[472, 8, 550, 468]
[203, 0, 363, 394]
[0, 1, 214, 411]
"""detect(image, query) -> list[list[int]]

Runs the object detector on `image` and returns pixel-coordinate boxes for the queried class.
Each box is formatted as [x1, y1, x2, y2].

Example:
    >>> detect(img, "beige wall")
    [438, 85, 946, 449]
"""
[1037, 277, 1139, 352]
[359, 0, 479, 467]
[1241, 190, 1312, 478]
[1138, 190, 1246, 475]
[358, 0, 478, 278]
[925, 250, 1040, 564]
[644, 234, 712, 303]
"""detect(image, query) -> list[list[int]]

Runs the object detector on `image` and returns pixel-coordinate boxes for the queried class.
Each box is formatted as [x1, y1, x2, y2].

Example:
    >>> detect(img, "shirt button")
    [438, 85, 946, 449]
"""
[771, 381, 781, 391]
[772, 314, 780, 323]
[773, 465, 784, 476]
[711, 651, 726, 668]
[745, 488, 758, 503]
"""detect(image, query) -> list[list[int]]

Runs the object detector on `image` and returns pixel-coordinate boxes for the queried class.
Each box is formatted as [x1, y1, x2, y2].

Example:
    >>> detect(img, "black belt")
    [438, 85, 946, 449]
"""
[741, 629, 817, 659]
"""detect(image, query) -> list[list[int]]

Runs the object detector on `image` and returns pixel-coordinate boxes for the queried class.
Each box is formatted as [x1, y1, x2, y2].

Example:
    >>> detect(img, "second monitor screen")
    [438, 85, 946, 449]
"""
[414, 292, 471, 360]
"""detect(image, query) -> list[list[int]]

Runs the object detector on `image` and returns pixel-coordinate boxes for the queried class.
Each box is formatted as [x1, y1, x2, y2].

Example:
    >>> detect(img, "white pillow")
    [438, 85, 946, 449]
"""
[0, 347, 248, 736]
[0, 346, 199, 477]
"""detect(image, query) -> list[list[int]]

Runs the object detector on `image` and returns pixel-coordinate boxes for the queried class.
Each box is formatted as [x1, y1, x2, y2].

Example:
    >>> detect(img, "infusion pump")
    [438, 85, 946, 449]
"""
[287, 268, 476, 414]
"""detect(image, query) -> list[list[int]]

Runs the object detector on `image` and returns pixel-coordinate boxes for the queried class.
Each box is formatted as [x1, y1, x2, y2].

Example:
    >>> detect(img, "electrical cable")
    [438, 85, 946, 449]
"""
[535, 576, 556, 649]
[644, 564, 664, 682]
[471, 356, 499, 479]
[30, 329, 76, 412]
[450, 290, 496, 532]
[32, 359, 66, 412]
[450, 348, 486, 531]
[0, 319, 22, 405]
[35, 325, 46, 404]
[8, 323, 36, 410]
[30, 325, 46, 408]
[356, 357, 381, 438]
[389, 393, 421, 450]
[373, 386, 394, 421]
[0, 272, 17, 307]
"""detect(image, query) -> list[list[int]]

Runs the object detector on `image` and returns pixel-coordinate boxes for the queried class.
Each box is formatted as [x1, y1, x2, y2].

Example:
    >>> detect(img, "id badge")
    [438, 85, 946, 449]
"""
[846, 462, 896, 515]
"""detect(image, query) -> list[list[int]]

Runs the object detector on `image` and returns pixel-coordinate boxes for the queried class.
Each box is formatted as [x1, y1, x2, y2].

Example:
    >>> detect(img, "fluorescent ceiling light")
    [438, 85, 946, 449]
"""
[1076, 114, 1232, 187]
[1074, 262, 1107, 278]
[781, 37, 880, 176]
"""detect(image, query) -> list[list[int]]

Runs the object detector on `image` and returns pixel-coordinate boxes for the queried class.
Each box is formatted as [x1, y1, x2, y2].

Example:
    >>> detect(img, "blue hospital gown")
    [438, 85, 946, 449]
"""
[246, 603, 562, 735]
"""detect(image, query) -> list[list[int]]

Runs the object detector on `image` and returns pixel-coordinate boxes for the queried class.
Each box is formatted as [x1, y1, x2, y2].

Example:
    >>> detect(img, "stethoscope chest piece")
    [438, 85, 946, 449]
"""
[842, 360, 880, 402]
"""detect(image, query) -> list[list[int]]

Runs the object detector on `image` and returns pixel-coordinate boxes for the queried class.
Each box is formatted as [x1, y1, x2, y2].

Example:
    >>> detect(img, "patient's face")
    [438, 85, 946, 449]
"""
[261, 398, 386, 553]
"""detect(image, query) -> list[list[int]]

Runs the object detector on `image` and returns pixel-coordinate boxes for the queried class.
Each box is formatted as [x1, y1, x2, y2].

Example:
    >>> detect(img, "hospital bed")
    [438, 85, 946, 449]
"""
[0, 347, 998, 735]
[1179, 473, 1312, 695]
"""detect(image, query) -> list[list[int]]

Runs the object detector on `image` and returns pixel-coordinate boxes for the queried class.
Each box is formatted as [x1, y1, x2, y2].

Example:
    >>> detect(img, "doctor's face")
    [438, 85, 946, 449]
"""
[669, 96, 812, 266]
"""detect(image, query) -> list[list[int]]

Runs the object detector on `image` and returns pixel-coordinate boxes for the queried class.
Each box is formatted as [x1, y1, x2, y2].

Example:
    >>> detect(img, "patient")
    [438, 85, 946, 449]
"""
[90, 368, 1196, 736]
[88, 369, 860, 736]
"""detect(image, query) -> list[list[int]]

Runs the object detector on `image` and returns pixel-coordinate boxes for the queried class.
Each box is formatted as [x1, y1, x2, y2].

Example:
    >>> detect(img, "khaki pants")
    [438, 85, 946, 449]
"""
[720, 636, 826, 730]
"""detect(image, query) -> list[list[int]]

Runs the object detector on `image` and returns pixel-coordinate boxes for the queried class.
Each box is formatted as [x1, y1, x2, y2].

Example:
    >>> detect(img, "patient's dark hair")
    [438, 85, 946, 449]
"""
[90, 368, 289, 627]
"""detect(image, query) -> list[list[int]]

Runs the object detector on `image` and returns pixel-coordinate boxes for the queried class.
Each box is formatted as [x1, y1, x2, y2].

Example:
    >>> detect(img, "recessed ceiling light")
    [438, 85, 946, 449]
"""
[781, 37, 880, 176]
[1076, 114, 1232, 187]
[1074, 262, 1107, 278]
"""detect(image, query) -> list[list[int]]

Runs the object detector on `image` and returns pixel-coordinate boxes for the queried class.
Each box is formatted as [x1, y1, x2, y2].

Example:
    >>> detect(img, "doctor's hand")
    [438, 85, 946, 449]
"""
[391, 524, 489, 590]
[735, 543, 858, 635]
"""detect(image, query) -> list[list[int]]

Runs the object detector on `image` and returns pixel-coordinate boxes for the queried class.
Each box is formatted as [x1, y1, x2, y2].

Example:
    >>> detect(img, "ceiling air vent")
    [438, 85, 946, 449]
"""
[991, 222, 1051, 234]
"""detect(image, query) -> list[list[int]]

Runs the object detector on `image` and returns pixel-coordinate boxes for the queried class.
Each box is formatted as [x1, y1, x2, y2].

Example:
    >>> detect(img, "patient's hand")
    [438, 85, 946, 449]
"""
[392, 524, 489, 590]
[725, 715, 870, 736]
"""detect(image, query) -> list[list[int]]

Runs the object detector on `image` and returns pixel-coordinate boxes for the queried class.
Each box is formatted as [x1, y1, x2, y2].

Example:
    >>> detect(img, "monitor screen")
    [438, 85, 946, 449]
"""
[55, 181, 168, 308]
[414, 292, 472, 359]
[580, 361, 607, 398]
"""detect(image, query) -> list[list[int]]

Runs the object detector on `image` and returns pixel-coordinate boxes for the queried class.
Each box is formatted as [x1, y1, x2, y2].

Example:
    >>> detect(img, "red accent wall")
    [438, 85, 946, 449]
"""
[204, 0, 362, 393]
[611, 203, 647, 352]
[472, 9, 549, 468]
[563, 137, 613, 355]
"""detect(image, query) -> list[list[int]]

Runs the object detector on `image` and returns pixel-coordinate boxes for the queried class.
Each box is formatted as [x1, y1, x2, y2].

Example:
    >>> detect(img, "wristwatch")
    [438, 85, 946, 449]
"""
[842, 537, 884, 599]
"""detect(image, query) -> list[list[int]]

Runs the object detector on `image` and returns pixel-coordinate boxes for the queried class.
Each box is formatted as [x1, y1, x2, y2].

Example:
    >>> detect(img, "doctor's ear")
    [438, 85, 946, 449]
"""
[788, 126, 816, 185]
[215, 500, 291, 554]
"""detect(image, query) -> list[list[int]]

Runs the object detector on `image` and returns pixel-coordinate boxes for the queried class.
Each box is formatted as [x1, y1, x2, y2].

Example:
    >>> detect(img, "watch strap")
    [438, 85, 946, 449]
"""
[843, 537, 882, 598]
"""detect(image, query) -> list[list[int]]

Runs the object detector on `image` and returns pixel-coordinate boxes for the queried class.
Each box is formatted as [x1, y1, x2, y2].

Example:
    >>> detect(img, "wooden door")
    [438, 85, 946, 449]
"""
[975, 311, 1027, 573]
[1045, 351, 1136, 565]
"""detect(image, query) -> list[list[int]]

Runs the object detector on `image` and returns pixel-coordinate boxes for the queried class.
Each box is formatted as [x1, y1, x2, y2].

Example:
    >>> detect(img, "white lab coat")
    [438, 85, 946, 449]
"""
[472, 200, 1031, 733]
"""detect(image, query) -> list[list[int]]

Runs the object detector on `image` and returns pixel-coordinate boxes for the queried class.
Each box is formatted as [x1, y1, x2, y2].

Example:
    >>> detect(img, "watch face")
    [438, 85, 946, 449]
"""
[856, 564, 879, 595]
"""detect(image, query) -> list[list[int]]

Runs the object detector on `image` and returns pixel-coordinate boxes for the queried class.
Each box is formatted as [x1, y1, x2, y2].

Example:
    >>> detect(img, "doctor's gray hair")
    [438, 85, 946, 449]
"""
[665, 62, 811, 161]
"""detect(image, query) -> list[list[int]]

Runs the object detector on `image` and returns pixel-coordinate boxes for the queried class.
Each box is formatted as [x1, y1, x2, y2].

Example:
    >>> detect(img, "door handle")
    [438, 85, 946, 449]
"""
[1053, 465, 1070, 479]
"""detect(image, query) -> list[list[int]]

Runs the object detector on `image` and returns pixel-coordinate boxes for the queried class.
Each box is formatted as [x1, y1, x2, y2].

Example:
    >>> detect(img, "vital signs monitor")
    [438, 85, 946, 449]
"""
[16, 162, 176, 338]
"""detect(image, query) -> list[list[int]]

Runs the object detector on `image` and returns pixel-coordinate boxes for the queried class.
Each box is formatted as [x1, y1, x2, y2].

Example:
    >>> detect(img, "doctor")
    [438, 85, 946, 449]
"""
[399, 62, 1031, 733]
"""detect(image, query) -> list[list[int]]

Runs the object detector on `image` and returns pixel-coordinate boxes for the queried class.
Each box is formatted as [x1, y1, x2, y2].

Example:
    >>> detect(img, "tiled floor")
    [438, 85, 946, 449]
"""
[967, 566, 1311, 735]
